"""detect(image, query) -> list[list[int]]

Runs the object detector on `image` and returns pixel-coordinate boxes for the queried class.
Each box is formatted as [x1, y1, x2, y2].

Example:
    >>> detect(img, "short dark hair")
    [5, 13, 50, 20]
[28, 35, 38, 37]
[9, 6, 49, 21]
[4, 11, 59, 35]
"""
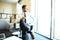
[22, 5, 27, 9]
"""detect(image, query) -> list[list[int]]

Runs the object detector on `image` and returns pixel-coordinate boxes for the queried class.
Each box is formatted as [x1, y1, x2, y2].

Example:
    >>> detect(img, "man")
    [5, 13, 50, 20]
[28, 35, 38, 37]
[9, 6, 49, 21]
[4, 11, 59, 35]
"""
[20, 5, 34, 40]
[20, 5, 33, 25]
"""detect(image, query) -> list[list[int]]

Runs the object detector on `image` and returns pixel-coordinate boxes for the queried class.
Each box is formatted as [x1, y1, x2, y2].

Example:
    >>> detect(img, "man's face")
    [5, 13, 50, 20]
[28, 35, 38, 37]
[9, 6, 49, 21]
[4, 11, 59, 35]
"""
[23, 6, 28, 12]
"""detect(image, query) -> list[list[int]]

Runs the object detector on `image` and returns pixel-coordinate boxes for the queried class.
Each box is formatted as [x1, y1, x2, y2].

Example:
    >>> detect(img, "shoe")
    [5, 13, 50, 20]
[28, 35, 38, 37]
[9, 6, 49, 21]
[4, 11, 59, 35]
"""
[31, 34, 35, 39]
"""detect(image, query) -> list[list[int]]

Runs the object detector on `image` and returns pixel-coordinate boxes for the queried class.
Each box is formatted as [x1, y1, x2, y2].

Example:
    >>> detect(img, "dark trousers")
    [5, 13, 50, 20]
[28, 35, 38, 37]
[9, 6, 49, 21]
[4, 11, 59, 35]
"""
[22, 30, 27, 40]
[22, 31, 33, 40]
[22, 25, 33, 40]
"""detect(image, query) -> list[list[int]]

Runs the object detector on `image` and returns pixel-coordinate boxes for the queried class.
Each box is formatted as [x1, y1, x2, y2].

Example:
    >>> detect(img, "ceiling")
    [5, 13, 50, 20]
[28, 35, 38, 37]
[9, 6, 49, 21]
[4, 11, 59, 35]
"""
[0, 0, 19, 3]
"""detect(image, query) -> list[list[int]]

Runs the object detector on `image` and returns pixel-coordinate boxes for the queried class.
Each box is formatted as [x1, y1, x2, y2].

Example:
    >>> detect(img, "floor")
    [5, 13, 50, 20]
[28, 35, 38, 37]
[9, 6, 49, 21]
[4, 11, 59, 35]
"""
[28, 33, 49, 40]
[0, 30, 49, 40]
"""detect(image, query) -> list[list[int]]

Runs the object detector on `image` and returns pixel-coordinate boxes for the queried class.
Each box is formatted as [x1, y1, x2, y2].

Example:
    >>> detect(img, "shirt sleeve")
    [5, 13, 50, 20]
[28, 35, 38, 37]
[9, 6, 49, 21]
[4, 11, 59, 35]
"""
[26, 13, 34, 25]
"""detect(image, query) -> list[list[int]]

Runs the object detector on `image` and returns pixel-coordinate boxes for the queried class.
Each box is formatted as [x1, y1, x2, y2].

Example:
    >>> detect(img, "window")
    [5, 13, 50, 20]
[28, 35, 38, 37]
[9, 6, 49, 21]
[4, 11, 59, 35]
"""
[31, 0, 60, 39]
[37, 0, 51, 38]
[31, 1, 51, 38]
[54, 0, 60, 39]
[2, 14, 6, 19]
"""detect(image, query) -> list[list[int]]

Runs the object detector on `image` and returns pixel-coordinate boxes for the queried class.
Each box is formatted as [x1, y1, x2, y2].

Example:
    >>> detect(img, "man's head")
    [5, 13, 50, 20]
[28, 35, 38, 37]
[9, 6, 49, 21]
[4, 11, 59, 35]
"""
[22, 5, 28, 12]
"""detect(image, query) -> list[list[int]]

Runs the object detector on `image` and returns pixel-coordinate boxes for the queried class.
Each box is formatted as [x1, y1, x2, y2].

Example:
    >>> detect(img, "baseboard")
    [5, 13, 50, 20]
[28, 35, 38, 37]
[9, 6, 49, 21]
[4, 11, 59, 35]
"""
[34, 32, 53, 40]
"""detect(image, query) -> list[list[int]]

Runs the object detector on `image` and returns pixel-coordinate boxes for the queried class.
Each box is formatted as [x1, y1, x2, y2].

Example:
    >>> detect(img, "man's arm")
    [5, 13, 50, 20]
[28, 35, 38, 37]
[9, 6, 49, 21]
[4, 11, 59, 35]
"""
[20, 17, 29, 31]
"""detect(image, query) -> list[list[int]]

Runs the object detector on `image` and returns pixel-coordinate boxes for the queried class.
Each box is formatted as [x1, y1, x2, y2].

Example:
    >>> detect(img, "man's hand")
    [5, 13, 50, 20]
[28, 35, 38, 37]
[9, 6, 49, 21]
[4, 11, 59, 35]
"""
[20, 17, 25, 20]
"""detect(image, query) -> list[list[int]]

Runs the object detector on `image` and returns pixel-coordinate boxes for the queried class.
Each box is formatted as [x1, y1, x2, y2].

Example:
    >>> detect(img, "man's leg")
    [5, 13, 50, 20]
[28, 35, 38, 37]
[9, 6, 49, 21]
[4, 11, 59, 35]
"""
[22, 31, 27, 40]
[27, 31, 34, 39]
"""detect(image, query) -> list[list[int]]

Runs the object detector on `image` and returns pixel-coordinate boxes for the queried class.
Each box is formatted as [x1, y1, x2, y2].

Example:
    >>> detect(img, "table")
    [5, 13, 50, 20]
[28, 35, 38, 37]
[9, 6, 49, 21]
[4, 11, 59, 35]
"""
[12, 31, 22, 37]
[4, 36, 22, 40]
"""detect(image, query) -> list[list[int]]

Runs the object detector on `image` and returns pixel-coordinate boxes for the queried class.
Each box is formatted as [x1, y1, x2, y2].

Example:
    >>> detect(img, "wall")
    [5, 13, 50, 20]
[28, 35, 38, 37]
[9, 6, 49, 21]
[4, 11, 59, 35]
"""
[0, 2, 17, 14]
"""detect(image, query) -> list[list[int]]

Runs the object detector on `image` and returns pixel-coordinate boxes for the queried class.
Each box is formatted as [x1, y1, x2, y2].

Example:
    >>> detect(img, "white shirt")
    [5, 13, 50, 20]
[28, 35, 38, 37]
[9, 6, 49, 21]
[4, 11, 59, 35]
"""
[20, 12, 34, 33]
[20, 12, 34, 25]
